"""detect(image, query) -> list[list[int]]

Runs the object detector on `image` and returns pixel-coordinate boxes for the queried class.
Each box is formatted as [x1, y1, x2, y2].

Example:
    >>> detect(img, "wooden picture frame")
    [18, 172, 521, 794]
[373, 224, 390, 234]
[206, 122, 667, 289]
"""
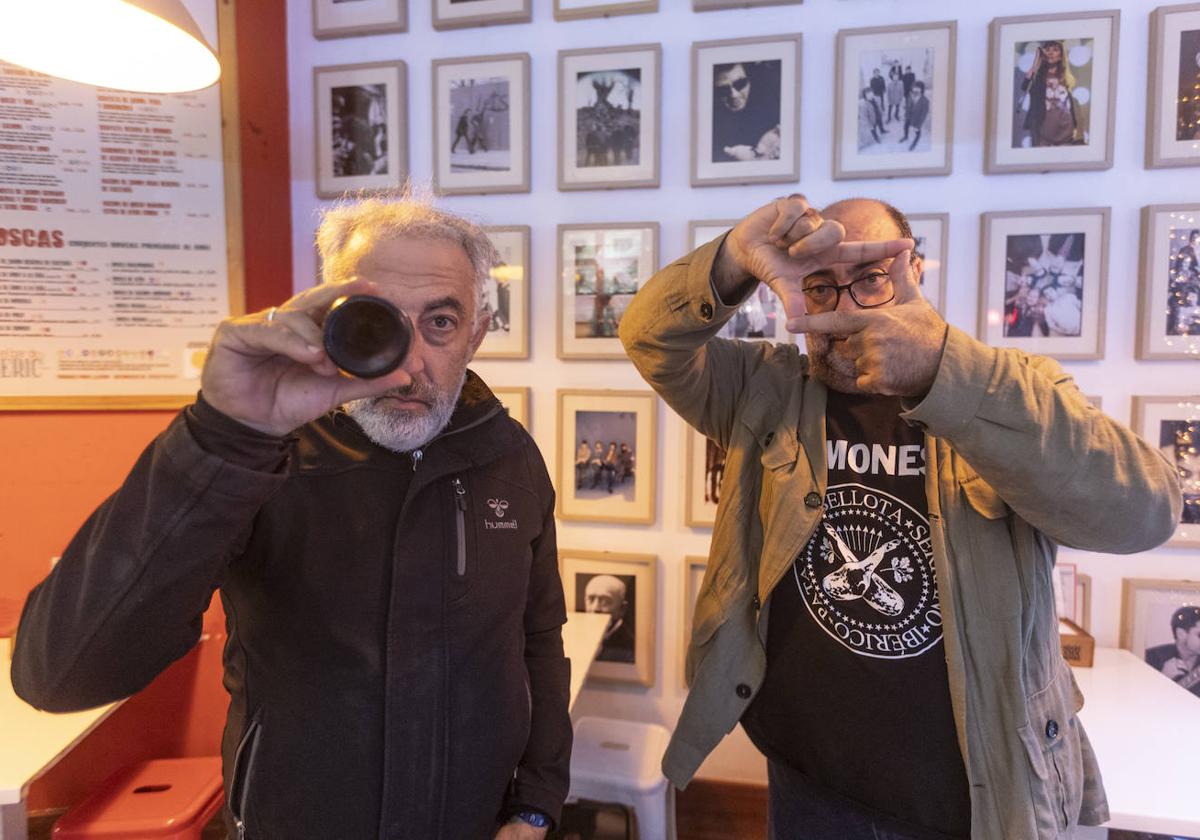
[694, 0, 801, 8]
[978, 207, 1110, 359]
[1120, 578, 1200, 697]
[688, 219, 736, 250]
[909, 212, 949, 315]
[313, 0, 406, 39]
[557, 389, 657, 524]
[684, 426, 723, 528]
[476, 225, 530, 359]
[560, 549, 657, 687]
[557, 44, 661, 191]
[554, 0, 657, 21]
[1136, 204, 1200, 359]
[1132, 396, 1200, 547]
[691, 34, 803, 187]
[432, 0, 530, 30]
[985, 11, 1120, 174]
[833, 21, 956, 180]
[432, 53, 530, 196]
[1077, 573, 1093, 633]
[682, 555, 707, 687]
[1147, 4, 1200, 168]
[491, 386, 530, 430]
[557, 222, 658, 359]
[314, 61, 408, 199]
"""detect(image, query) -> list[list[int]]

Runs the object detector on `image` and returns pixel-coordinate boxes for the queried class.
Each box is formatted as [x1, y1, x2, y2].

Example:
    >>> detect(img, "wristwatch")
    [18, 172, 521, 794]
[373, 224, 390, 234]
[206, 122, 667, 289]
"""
[510, 809, 552, 829]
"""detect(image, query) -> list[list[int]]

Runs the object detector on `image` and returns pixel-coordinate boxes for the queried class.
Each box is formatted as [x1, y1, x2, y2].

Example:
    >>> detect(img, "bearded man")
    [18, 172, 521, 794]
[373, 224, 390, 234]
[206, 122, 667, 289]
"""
[619, 195, 1180, 839]
[13, 196, 569, 840]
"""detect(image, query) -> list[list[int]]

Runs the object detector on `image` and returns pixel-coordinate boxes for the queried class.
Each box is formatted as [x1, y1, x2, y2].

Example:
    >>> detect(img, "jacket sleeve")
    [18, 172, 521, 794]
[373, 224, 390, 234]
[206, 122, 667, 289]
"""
[11, 398, 290, 712]
[902, 326, 1182, 553]
[617, 234, 778, 451]
[506, 440, 572, 826]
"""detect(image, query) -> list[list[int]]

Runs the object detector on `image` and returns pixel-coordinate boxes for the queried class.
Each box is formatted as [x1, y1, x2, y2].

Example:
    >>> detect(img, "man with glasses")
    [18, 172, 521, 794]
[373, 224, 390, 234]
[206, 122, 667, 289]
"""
[711, 60, 782, 163]
[619, 196, 1180, 839]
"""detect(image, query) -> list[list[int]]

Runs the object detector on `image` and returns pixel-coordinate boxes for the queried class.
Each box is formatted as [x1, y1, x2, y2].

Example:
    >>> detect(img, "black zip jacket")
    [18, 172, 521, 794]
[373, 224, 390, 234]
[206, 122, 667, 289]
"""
[12, 372, 571, 839]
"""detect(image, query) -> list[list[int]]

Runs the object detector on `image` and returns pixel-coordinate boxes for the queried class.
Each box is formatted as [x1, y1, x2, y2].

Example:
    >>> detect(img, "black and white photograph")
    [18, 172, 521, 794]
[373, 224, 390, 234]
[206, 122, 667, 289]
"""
[692, 35, 801, 186]
[1148, 5, 1200, 168]
[433, 54, 528, 195]
[559, 45, 660, 190]
[476, 226, 529, 358]
[1167, 225, 1200, 337]
[1121, 578, 1200, 699]
[980, 208, 1109, 359]
[908, 213, 948, 314]
[987, 12, 1119, 173]
[432, 0, 530, 30]
[1138, 204, 1200, 358]
[574, 572, 637, 663]
[558, 223, 658, 359]
[557, 390, 656, 524]
[560, 550, 657, 686]
[313, 0, 406, 39]
[554, 0, 657, 21]
[835, 23, 954, 179]
[314, 61, 406, 198]
[685, 425, 723, 528]
[1133, 397, 1200, 547]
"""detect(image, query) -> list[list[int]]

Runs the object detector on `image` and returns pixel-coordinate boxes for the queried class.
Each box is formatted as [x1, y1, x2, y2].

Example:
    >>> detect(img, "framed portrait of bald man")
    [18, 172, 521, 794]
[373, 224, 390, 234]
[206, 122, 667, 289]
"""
[691, 34, 802, 187]
[1132, 396, 1200, 548]
[560, 550, 657, 686]
[1147, 4, 1200, 168]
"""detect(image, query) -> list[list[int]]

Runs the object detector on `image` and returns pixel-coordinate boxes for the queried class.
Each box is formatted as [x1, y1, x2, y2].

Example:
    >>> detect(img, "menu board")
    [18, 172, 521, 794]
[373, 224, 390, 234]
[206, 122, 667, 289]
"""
[0, 29, 235, 408]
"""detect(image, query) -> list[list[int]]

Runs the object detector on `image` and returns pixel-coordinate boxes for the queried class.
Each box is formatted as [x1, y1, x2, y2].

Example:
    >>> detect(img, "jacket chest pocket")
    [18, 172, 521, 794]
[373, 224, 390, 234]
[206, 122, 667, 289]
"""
[446, 476, 533, 603]
[447, 476, 475, 601]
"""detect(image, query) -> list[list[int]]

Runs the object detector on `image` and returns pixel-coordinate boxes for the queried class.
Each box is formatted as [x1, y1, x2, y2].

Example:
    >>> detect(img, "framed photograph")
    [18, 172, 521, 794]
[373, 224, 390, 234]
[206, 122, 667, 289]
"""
[694, 0, 802, 9]
[477, 225, 530, 358]
[691, 35, 802, 187]
[684, 425, 724, 528]
[314, 61, 407, 199]
[833, 21, 956, 180]
[1147, 4, 1200, 168]
[491, 386, 530, 430]
[558, 44, 661, 190]
[432, 54, 529, 195]
[985, 11, 1120, 174]
[1054, 561, 1081, 626]
[1132, 396, 1200, 547]
[433, 0, 530, 30]
[557, 389, 657, 524]
[554, 0, 657, 21]
[1137, 204, 1200, 359]
[560, 550, 657, 686]
[1077, 573, 1093, 633]
[682, 555, 707, 687]
[313, 0, 406, 39]
[978, 207, 1110, 359]
[689, 220, 791, 343]
[908, 212, 948, 315]
[1120, 578, 1200, 699]
[1085, 395, 1102, 409]
[557, 223, 658, 359]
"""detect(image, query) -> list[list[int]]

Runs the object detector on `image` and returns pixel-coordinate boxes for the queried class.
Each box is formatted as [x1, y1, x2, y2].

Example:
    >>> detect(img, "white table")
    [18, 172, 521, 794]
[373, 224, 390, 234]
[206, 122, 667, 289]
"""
[562, 612, 609, 713]
[1070, 647, 1200, 838]
[1, 647, 120, 840]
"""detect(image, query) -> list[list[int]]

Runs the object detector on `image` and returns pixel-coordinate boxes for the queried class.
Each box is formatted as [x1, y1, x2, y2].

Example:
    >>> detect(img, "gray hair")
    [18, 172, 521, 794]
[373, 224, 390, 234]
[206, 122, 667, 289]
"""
[315, 187, 498, 320]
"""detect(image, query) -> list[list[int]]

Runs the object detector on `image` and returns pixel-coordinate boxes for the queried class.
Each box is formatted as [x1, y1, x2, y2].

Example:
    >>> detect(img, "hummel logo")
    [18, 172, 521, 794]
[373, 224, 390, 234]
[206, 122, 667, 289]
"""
[488, 498, 510, 518]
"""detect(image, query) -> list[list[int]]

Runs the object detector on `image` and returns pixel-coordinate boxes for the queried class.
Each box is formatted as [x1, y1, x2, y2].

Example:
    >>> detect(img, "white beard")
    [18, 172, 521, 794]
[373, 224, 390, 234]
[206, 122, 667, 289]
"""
[343, 372, 465, 453]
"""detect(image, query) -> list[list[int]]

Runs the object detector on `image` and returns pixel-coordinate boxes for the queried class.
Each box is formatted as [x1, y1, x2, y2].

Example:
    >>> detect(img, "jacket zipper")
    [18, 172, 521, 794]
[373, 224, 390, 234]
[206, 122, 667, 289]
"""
[405, 403, 503, 474]
[452, 477, 467, 576]
[230, 716, 263, 840]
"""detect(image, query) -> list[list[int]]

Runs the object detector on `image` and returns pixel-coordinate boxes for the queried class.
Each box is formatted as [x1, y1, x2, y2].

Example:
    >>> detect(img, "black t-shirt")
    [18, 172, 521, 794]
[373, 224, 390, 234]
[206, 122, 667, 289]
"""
[742, 391, 971, 837]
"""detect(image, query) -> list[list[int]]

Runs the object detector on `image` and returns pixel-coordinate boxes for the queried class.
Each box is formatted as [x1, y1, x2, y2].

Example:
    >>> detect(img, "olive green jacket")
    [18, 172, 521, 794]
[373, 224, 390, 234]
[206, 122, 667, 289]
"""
[618, 237, 1182, 840]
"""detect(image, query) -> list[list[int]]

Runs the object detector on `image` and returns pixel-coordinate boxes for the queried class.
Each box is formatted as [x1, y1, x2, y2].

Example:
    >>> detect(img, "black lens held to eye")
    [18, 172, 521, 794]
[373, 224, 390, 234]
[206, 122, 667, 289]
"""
[323, 295, 412, 379]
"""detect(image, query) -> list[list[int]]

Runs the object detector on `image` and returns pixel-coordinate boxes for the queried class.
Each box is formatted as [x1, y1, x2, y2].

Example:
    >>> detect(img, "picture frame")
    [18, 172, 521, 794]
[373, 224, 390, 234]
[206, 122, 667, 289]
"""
[1131, 396, 1200, 547]
[560, 549, 657, 687]
[491, 386, 530, 430]
[689, 220, 792, 343]
[1136, 204, 1200, 359]
[554, 0, 657, 21]
[314, 61, 408, 199]
[557, 389, 657, 524]
[908, 212, 949, 315]
[1119, 578, 1200, 698]
[691, 34, 803, 187]
[1077, 573, 1093, 633]
[684, 425, 723, 528]
[833, 21, 956, 180]
[1147, 3, 1200, 169]
[682, 555, 707, 687]
[557, 222, 659, 359]
[985, 11, 1120, 174]
[978, 207, 1110, 359]
[313, 0, 406, 39]
[1054, 561, 1081, 626]
[558, 44, 661, 190]
[694, 0, 802, 9]
[432, 53, 530, 195]
[477, 225, 530, 358]
[432, 0, 530, 31]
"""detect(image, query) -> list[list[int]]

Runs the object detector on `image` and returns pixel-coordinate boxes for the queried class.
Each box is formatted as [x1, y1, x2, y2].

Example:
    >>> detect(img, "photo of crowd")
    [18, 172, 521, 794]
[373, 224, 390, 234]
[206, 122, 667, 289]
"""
[1011, 38, 1094, 149]
[331, 84, 388, 176]
[448, 75, 511, 173]
[574, 572, 638, 664]
[856, 48, 933, 154]
[1167, 227, 1200, 337]
[573, 410, 637, 502]
[575, 68, 642, 168]
[711, 59, 782, 163]
[1178, 28, 1200, 141]
[1003, 232, 1086, 338]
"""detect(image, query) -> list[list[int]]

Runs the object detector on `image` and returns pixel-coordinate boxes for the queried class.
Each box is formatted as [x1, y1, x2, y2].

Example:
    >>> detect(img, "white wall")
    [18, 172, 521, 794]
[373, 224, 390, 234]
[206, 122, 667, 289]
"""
[286, 0, 1199, 785]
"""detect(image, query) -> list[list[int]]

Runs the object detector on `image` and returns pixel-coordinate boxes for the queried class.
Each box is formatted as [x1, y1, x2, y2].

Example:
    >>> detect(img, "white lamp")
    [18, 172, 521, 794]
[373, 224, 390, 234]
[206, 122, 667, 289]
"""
[0, 0, 220, 93]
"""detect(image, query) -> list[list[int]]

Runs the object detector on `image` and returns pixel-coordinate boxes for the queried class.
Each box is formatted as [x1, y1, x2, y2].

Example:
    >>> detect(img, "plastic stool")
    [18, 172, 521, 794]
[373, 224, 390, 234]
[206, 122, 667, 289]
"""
[567, 717, 676, 840]
[53, 757, 223, 840]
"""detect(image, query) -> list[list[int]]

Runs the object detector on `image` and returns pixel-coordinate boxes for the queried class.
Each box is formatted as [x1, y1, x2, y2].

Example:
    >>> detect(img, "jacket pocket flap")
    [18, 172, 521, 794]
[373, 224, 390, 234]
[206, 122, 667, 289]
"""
[738, 388, 796, 470]
[960, 474, 1009, 520]
[1018, 667, 1077, 780]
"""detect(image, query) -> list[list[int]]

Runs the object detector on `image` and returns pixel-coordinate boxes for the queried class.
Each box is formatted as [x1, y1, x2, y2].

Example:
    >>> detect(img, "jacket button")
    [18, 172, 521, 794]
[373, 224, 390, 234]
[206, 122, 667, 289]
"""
[736, 683, 752, 699]
[804, 492, 821, 508]
[763, 432, 774, 446]
[752, 595, 761, 610]
[699, 301, 714, 320]
[1045, 719, 1059, 740]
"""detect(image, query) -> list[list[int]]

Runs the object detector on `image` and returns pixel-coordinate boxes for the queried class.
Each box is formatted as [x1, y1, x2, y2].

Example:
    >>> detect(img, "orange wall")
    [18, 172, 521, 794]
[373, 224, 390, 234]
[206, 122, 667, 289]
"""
[3, 0, 293, 813]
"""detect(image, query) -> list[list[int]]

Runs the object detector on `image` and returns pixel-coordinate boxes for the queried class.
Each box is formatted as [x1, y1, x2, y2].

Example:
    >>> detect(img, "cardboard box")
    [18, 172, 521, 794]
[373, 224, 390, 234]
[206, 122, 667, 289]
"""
[1059, 617, 1095, 668]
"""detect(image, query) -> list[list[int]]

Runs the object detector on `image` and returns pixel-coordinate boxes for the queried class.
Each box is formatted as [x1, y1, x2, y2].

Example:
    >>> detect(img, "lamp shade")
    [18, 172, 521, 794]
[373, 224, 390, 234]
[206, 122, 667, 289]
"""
[0, 0, 220, 93]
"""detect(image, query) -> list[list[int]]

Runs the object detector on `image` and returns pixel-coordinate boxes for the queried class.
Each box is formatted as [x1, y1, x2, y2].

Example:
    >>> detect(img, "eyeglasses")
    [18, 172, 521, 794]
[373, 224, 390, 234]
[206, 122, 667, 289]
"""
[716, 77, 750, 95]
[802, 272, 895, 313]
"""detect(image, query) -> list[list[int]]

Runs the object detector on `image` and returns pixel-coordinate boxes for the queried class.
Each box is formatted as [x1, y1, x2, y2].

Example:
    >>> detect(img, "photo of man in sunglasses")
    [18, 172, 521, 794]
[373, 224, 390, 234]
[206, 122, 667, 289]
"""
[711, 59, 783, 163]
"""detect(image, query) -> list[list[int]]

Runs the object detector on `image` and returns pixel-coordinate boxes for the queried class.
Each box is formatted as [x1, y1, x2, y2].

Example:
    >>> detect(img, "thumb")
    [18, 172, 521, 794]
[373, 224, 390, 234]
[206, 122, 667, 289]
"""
[889, 249, 923, 305]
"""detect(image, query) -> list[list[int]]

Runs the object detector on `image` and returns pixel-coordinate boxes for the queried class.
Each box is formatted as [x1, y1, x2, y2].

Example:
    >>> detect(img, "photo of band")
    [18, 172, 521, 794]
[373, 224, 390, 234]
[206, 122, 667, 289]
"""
[573, 410, 637, 502]
[575, 68, 642, 168]
[1167, 226, 1200, 337]
[1003, 232, 1085, 338]
[856, 49, 933, 154]
[1159, 419, 1200, 527]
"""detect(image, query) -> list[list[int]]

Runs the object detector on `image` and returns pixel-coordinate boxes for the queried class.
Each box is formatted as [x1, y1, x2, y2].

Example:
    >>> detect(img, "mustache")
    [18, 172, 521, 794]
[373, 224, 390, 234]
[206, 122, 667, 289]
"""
[374, 381, 436, 404]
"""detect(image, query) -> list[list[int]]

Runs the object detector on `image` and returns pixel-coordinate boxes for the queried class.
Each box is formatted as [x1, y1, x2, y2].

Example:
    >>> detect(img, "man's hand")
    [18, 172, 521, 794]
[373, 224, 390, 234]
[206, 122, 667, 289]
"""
[200, 278, 417, 436]
[722, 144, 758, 161]
[1161, 658, 1188, 679]
[784, 248, 948, 398]
[494, 820, 548, 840]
